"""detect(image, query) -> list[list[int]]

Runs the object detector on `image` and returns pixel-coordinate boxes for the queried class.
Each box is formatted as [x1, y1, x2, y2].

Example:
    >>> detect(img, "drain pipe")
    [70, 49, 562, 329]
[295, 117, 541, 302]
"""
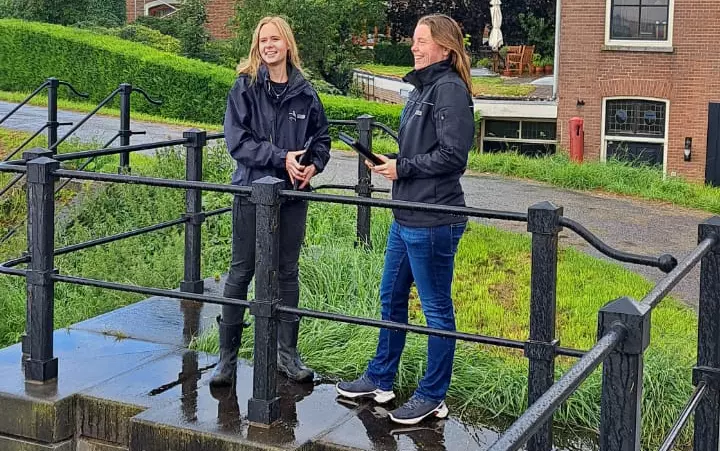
[552, 0, 561, 99]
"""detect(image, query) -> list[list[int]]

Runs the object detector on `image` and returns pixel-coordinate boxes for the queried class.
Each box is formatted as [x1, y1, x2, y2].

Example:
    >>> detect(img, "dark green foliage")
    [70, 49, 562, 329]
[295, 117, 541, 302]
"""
[518, 13, 555, 57]
[0, 0, 124, 26]
[175, 0, 210, 59]
[135, 15, 183, 38]
[373, 42, 413, 66]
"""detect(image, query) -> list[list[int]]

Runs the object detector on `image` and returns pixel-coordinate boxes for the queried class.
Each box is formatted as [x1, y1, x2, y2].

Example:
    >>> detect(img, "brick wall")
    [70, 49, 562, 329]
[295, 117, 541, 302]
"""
[558, 0, 720, 180]
[206, 0, 234, 39]
[126, 0, 235, 40]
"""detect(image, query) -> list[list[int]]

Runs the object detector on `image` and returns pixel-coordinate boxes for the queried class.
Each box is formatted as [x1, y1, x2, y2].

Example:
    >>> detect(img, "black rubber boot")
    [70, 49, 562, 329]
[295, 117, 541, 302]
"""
[209, 316, 244, 388]
[277, 318, 314, 383]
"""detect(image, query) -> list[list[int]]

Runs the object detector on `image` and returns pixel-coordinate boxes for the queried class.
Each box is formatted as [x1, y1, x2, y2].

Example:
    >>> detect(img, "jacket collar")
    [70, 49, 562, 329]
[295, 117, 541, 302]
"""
[403, 59, 453, 91]
[258, 63, 307, 99]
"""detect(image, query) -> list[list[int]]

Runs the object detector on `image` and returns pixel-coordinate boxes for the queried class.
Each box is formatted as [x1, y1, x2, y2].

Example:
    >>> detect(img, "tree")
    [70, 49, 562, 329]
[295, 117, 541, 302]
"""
[387, 0, 489, 52]
[231, 0, 386, 92]
[176, 0, 210, 60]
[387, 0, 555, 54]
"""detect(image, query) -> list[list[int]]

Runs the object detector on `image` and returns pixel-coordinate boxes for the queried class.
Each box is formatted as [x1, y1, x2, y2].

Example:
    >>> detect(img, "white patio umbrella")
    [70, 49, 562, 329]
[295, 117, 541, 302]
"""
[488, 0, 504, 51]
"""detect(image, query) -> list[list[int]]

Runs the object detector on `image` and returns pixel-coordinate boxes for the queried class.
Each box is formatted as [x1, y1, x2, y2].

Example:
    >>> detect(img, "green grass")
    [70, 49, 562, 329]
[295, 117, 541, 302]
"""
[0, 124, 701, 447]
[468, 151, 720, 215]
[356, 64, 536, 98]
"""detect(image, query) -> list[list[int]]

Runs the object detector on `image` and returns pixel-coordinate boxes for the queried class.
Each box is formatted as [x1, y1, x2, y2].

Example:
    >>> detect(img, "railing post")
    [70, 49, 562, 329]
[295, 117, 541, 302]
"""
[598, 296, 650, 451]
[25, 154, 59, 383]
[247, 176, 283, 425]
[525, 201, 562, 451]
[693, 217, 720, 451]
[180, 129, 206, 294]
[46, 78, 59, 152]
[20, 148, 56, 361]
[355, 114, 374, 249]
[118, 83, 132, 174]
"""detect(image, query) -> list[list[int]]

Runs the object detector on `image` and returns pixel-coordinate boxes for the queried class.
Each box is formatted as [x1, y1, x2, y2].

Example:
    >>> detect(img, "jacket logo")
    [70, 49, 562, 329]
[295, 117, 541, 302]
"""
[289, 110, 306, 122]
[414, 110, 423, 116]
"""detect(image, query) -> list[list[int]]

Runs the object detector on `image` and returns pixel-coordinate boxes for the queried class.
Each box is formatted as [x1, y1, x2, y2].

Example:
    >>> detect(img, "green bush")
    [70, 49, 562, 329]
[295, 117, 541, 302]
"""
[373, 42, 413, 66]
[0, 20, 403, 127]
[202, 39, 239, 69]
[117, 25, 181, 54]
[134, 15, 182, 38]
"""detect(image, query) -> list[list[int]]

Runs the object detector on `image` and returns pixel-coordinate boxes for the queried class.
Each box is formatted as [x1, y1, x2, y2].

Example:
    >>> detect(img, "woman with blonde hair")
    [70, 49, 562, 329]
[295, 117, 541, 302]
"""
[336, 14, 475, 425]
[211, 16, 330, 388]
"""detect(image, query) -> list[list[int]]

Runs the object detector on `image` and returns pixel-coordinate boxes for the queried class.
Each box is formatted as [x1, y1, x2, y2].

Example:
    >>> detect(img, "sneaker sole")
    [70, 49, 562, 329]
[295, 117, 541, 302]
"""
[335, 384, 396, 404]
[388, 402, 449, 425]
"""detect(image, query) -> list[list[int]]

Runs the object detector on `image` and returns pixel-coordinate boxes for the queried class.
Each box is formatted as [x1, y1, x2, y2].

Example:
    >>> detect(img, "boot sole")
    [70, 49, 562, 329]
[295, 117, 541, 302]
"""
[388, 402, 449, 425]
[335, 384, 396, 404]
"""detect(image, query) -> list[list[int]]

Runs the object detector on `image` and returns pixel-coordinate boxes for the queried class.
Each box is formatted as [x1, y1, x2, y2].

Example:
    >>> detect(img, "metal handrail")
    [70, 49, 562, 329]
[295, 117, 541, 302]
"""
[487, 325, 627, 451]
[561, 217, 678, 272]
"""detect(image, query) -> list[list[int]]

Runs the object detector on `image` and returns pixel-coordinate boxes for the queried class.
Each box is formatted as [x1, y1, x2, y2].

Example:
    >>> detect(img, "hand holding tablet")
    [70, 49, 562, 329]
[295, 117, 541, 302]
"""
[338, 132, 385, 166]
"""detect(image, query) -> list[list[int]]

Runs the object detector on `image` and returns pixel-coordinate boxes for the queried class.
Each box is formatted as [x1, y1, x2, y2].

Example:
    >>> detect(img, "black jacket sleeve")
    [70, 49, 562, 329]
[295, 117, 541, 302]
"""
[308, 94, 331, 173]
[224, 78, 288, 169]
[397, 82, 475, 179]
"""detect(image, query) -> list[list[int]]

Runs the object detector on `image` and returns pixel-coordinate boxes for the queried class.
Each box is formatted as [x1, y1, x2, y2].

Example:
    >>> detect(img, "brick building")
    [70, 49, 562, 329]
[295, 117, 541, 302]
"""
[125, 0, 235, 39]
[557, 0, 720, 182]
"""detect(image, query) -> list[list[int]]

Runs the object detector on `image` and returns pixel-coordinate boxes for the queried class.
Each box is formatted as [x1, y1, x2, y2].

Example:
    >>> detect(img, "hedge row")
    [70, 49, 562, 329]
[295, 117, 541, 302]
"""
[373, 42, 414, 67]
[0, 20, 403, 129]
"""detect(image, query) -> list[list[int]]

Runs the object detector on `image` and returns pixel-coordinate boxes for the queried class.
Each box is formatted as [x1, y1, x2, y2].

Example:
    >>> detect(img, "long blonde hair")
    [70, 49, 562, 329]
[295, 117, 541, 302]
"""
[417, 14, 472, 92]
[236, 16, 303, 84]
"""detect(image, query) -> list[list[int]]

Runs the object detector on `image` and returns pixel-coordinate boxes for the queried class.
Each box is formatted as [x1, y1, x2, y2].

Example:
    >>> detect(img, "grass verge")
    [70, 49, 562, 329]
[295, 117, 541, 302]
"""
[468, 151, 720, 215]
[356, 64, 536, 98]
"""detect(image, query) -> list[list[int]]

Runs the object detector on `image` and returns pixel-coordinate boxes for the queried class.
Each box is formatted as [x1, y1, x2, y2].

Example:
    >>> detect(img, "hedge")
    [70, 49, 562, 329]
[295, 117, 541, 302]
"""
[0, 20, 403, 129]
[373, 42, 414, 67]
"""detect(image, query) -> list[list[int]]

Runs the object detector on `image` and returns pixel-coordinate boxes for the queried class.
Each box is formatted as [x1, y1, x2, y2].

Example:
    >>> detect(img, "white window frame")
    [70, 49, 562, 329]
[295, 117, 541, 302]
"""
[144, 0, 180, 17]
[601, 96, 670, 175]
[604, 0, 674, 49]
[480, 119, 557, 153]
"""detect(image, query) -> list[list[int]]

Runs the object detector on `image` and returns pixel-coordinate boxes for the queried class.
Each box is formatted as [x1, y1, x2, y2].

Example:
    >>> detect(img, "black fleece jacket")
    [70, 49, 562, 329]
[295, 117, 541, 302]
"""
[391, 59, 475, 227]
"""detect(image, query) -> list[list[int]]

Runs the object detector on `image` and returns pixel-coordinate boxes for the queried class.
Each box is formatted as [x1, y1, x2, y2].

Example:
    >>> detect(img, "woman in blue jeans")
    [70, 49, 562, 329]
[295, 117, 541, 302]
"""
[336, 14, 475, 425]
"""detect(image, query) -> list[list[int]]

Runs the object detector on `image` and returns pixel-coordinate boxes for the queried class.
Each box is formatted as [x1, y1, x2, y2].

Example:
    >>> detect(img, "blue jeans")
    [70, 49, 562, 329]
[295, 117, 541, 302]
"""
[365, 220, 466, 402]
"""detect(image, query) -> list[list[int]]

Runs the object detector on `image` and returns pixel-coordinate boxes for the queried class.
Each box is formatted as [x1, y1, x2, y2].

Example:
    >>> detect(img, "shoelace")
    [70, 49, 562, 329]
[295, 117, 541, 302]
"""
[402, 396, 425, 410]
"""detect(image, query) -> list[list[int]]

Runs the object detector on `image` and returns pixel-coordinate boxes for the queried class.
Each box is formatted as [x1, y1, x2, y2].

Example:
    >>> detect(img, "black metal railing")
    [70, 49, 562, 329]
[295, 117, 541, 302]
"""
[0, 78, 88, 163]
[0, 81, 162, 244]
[0, 114, 716, 451]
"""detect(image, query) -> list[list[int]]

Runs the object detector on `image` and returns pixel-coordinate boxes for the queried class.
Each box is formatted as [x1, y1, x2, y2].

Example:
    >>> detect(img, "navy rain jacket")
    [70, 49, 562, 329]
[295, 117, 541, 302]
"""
[224, 64, 331, 189]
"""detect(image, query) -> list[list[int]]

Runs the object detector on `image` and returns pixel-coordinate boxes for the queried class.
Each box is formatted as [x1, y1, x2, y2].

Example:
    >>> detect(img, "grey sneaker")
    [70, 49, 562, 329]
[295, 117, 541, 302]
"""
[335, 373, 396, 403]
[388, 396, 449, 425]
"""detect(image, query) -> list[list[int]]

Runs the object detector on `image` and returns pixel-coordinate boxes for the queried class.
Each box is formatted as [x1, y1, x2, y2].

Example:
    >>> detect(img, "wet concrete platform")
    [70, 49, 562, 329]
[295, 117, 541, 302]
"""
[0, 278, 564, 451]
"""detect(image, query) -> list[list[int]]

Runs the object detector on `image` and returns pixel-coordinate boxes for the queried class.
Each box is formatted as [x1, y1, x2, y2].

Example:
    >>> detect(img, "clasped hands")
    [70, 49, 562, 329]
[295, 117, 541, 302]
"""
[286, 149, 317, 189]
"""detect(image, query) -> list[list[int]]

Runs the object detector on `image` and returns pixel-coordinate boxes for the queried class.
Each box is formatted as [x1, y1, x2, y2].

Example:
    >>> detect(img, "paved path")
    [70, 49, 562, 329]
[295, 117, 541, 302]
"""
[0, 101, 707, 309]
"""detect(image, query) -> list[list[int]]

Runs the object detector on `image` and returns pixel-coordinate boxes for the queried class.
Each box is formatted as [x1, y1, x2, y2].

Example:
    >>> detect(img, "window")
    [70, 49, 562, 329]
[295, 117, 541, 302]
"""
[482, 120, 557, 157]
[144, 0, 179, 18]
[606, 0, 673, 47]
[602, 98, 668, 168]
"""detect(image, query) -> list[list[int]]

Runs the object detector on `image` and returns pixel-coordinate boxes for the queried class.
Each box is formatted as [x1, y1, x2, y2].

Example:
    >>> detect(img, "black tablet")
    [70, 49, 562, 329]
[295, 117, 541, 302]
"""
[338, 132, 384, 166]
